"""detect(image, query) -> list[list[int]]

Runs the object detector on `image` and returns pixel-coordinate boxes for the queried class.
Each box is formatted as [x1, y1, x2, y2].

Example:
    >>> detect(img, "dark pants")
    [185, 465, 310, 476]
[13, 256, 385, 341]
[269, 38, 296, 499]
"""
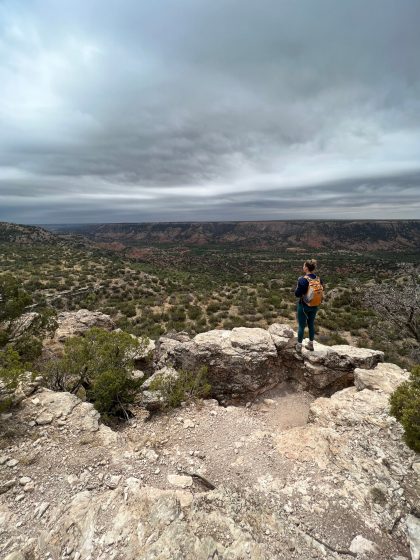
[297, 301, 318, 343]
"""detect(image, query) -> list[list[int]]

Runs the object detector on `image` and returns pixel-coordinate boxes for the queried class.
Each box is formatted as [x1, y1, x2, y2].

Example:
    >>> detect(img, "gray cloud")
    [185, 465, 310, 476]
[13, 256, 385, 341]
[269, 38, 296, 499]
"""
[0, 0, 420, 223]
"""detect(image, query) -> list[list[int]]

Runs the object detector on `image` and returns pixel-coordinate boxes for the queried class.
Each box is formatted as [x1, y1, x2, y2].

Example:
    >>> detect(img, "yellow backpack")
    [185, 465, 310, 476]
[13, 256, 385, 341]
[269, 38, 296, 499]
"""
[302, 275, 323, 306]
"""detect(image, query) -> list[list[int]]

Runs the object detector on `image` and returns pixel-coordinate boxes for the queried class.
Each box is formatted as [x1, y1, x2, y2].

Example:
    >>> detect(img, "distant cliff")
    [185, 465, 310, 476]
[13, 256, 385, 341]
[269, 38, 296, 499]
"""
[45, 220, 420, 251]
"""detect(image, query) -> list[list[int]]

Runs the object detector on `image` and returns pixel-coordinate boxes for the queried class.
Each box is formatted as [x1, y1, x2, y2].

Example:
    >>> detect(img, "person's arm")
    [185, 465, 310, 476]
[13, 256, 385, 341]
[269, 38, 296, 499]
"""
[295, 276, 308, 298]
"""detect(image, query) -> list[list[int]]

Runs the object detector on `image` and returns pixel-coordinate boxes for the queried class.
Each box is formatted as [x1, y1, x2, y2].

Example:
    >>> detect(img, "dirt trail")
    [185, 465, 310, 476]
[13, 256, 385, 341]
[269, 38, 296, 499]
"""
[123, 381, 314, 491]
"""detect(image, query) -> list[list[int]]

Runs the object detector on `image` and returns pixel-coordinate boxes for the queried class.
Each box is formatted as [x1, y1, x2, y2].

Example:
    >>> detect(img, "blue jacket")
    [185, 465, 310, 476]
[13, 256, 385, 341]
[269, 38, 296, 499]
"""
[295, 274, 323, 300]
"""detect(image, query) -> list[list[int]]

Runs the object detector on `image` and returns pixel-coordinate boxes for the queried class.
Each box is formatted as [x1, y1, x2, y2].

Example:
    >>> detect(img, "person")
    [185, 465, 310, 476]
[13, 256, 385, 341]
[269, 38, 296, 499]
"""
[294, 259, 324, 352]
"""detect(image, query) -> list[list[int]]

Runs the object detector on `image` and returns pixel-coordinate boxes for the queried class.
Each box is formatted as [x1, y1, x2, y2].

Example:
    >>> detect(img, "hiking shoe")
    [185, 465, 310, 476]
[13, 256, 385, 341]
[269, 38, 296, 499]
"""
[306, 341, 314, 351]
[295, 342, 302, 353]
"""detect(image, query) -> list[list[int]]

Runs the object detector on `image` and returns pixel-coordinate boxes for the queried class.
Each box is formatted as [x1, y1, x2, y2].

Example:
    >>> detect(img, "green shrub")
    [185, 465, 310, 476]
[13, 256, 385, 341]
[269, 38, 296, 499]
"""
[0, 274, 32, 322]
[389, 365, 420, 452]
[0, 346, 25, 411]
[43, 328, 146, 418]
[149, 366, 211, 408]
[13, 335, 43, 363]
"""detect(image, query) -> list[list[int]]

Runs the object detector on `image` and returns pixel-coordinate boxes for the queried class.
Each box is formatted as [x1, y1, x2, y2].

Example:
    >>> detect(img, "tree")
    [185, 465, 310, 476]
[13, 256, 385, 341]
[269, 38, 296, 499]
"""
[0, 274, 32, 323]
[390, 365, 420, 452]
[362, 264, 419, 359]
[43, 328, 147, 418]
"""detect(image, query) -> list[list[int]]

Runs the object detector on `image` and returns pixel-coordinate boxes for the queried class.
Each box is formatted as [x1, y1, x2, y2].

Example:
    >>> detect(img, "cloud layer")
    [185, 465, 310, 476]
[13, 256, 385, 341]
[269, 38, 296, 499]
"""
[1, 0, 420, 222]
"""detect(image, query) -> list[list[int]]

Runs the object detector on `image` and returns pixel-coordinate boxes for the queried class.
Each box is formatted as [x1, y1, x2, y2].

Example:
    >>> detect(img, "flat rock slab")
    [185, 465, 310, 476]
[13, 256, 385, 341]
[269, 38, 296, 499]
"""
[167, 474, 193, 488]
[354, 362, 409, 394]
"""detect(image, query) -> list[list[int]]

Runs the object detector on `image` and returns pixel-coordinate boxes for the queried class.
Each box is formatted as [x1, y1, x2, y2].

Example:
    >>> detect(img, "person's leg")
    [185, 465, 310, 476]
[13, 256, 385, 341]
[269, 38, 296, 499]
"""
[307, 306, 318, 341]
[297, 302, 307, 343]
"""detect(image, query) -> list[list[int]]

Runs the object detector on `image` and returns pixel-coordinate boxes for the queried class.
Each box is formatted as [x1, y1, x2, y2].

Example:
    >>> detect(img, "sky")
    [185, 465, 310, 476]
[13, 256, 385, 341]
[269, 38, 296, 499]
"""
[1, 0, 420, 223]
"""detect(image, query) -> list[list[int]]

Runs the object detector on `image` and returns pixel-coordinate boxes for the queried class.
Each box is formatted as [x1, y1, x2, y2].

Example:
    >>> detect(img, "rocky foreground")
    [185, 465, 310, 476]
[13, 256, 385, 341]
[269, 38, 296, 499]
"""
[0, 314, 419, 560]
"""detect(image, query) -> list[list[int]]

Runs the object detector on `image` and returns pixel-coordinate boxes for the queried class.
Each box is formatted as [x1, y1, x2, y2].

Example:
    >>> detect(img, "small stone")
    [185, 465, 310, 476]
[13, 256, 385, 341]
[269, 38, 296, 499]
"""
[194, 450, 206, 459]
[349, 535, 378, 555]
[413, 462, 420, 476]
[35, 413, 53, 426]
[0, 479, 16, 494]
[0, 455, 8, 464]
[19, 476, 32, 485]
[154, 468, 161, 475]
[105, 475, 122, 489]
[143, 448, 159, 463]
[36, 501, 50, 518]
[183, 419, 195, 429]
[6, 458, 18, 467]
[167, 474, 193, 488]
[67, 474, 78, 486]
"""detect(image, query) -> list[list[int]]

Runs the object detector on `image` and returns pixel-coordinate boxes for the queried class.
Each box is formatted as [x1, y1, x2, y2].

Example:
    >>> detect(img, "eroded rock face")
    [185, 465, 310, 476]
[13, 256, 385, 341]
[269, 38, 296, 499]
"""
[155, 327, 282, 400]
[154, 324, 384, 399]
[53, 309, 115, 342]
[7, 312, 40, 340]
[0, 372, 43, 407]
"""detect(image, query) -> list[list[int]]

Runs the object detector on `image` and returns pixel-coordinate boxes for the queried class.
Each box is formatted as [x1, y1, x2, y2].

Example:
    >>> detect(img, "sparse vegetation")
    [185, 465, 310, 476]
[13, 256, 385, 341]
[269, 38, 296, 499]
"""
[42, 328, 147, 419]
[0, 222, 418, 368]
[389, 365, 420, 452]
[148, 365, 211, 408]
[0, 346, 26, 411]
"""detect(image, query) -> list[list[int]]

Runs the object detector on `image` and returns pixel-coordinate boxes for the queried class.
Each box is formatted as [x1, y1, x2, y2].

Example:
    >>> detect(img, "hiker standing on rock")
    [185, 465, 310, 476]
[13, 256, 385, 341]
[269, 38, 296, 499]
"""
[294, 259, 324, 352]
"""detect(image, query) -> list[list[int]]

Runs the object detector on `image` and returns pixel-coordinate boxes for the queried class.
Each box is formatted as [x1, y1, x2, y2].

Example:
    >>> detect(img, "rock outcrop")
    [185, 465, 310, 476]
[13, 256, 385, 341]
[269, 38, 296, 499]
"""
[53, 309, 115, 342]
[6, 312, 41, 340]
[153, 324, 384, 400]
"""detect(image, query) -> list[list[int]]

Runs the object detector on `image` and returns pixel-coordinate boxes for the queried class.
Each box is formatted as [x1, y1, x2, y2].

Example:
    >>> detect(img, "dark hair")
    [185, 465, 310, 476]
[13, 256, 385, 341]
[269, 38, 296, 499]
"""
[304, 259, 317, 272]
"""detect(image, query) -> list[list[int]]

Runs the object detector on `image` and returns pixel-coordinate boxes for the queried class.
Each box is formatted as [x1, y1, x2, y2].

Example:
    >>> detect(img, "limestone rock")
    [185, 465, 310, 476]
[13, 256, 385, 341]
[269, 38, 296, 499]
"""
[155, 326, 280, 399]
[354, 362, 409, 394]
[0, 371, 42, 407]
[154, 324, 385, 398]
[142, 366, 179, 391]
[35, 412, 53, 425]
[267, 323, 296, 349]
[407, 515, 420, 560]
[54, 309, 115, 341]
[167, 474, 193, 488]
[8, 312, 40, 340]
[350, 535, 379, 555]
[0, 479, 16, 494]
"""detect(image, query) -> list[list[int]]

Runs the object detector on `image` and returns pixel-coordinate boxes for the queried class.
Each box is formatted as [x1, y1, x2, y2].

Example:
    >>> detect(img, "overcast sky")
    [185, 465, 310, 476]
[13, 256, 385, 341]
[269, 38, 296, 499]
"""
[1, 0, 420, 223]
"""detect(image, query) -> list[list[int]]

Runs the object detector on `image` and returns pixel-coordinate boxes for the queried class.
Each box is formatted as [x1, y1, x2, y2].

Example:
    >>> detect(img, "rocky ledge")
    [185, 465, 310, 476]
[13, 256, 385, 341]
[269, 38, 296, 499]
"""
[0, 340, 419, 559]
[152, 324, 384, 401]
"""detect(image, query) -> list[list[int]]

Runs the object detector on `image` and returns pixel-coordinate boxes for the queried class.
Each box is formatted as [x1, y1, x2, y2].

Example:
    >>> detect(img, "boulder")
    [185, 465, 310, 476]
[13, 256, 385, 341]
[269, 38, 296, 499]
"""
[155, 326, 281, 399]
[141, 366, 180, 410]
[354, 362, 409, 394]
[54, 309, 115, 342]
[267, 323, 296, 349]
[20, 388, 119, 444]
[300, 341, 384, 391]
[8, 312, 40, 340]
